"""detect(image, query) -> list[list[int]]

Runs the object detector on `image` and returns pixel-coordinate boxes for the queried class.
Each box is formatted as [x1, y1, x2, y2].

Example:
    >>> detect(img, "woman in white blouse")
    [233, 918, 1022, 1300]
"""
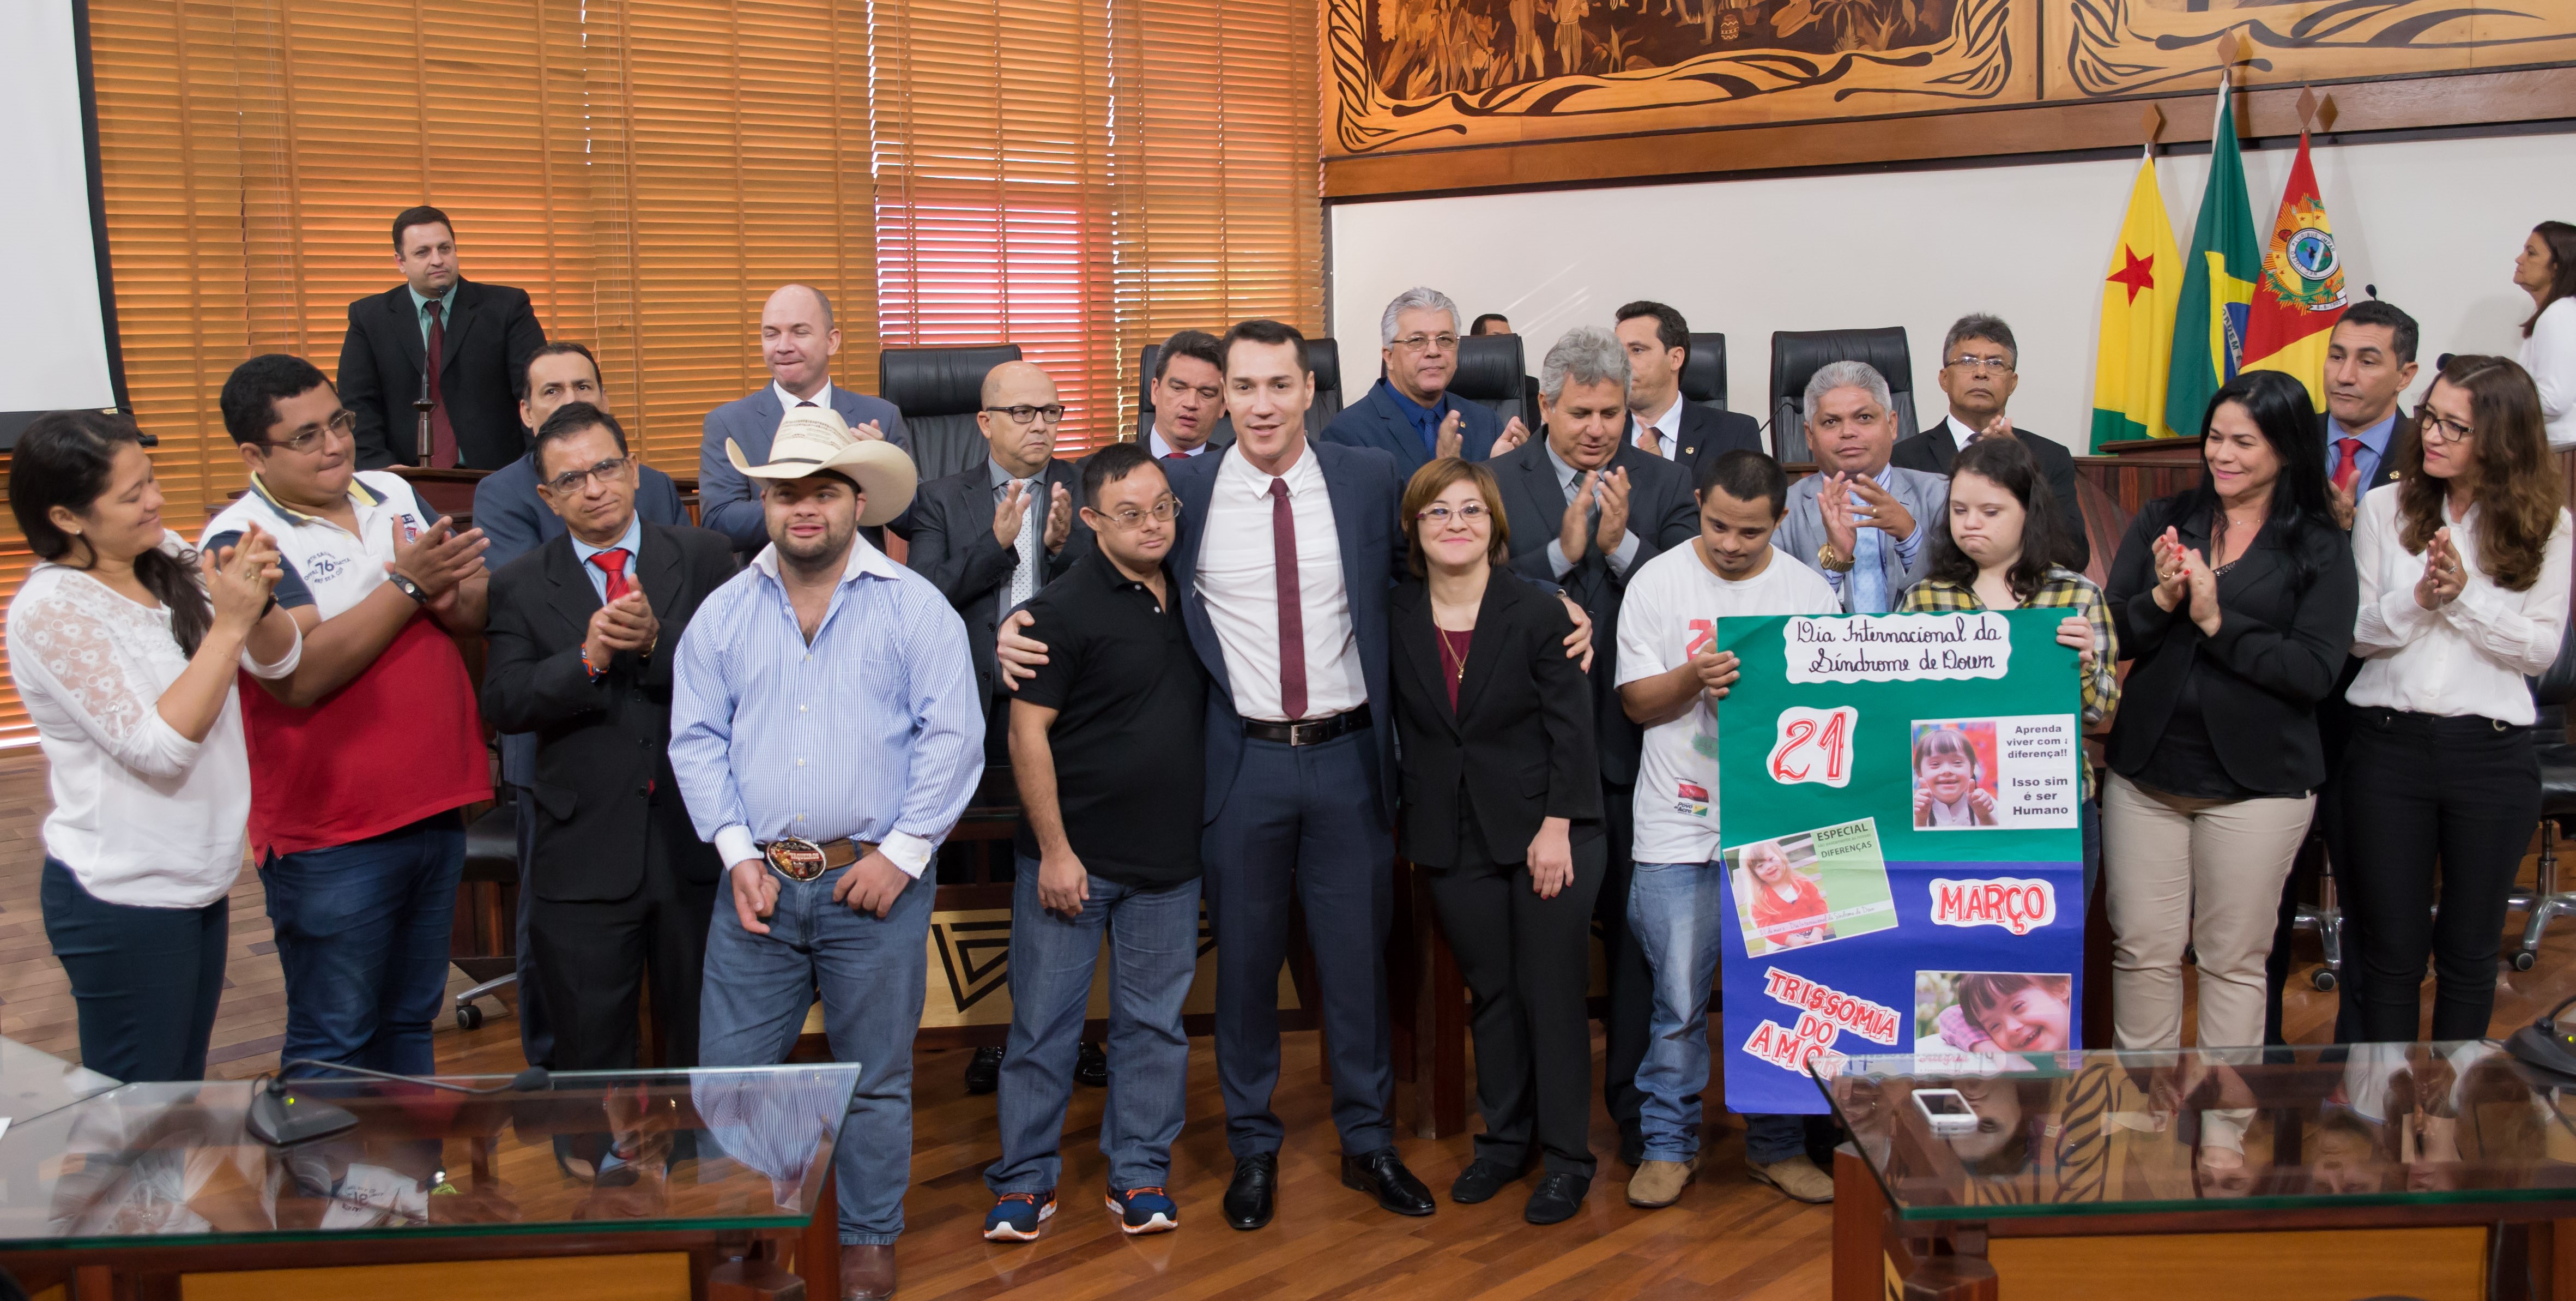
[2515, 221, 2575, 450]
[2344, 356, 2571, 1043]
[4, 412, 303, 1082]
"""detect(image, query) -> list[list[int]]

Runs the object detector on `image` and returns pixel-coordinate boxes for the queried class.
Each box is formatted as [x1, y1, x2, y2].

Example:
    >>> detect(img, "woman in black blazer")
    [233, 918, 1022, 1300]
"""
[1390, 457, 1603, 1226]
[2102, 370, 2357, 1057]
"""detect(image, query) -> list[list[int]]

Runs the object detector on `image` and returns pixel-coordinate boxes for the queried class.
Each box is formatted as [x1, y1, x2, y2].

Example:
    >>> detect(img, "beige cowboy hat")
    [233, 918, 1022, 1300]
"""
[727, 406, 918, 527]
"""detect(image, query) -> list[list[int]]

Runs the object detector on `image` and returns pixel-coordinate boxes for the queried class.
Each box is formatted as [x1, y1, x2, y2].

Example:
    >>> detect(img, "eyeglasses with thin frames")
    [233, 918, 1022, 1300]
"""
[541, 456, 633, 495]
[1416, 502, 1489, 524]
[1390, 333, 1460, 354]
[263, 409, 358, 455]
[1096, 498, 1182, 529]
[1945, 354, 2015, 375]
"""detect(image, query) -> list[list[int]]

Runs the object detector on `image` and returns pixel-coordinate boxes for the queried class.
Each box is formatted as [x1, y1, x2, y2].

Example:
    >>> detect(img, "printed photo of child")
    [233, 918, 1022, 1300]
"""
[1740, 839, 1833, 949]
[1911, 722, 2000, 829]
[1914, 971, 2074, 1064]
[1723, 817, 1898, 957]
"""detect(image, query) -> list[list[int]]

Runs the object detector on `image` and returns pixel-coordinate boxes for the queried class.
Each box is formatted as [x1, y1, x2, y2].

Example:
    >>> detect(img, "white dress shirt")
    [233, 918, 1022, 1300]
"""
[2523, 297, 2576, 450]
[1945, 414, 1987, 445]
[772, 378, 836, 414]
[1148, 431, 1209, 458]
[2349, 485, 2573, 725]
[1630, 394, 1685, 460]
[5, 533, 302, 907]
[1195, 447, 1368, 722]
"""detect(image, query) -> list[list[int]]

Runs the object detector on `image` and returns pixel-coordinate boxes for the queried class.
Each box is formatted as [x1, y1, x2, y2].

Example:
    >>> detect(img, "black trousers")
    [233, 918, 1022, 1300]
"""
[1426, 835, 1607, 1178]
[1592, 779, 1651, 1131]
[528, 816, 718, 1071]
[2340, 708, 2539, 1043]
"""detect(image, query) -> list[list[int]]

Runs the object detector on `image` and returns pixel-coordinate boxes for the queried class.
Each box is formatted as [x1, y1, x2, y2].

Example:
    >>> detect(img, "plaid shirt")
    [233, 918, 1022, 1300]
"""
[1898, 568, 2120, 798]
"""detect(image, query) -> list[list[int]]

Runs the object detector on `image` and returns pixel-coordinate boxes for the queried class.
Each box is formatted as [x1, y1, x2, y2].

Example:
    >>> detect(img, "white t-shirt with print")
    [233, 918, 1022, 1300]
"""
[1614, 541, 1841, 866]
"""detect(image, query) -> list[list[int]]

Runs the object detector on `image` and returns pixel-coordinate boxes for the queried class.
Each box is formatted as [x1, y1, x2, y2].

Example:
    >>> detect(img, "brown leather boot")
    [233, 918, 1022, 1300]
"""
[840, 1243, 897, 1300]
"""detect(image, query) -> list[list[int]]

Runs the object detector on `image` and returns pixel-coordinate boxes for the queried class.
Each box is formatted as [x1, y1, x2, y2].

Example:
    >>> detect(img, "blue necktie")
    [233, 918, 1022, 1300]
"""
[1851, 486, 1889, 614]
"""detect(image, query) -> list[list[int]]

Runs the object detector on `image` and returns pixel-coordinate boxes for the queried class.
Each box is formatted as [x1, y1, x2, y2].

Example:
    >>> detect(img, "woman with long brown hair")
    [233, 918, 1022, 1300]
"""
[2345, 354, 2571, 1042]
[2514, 220, 2576, 449]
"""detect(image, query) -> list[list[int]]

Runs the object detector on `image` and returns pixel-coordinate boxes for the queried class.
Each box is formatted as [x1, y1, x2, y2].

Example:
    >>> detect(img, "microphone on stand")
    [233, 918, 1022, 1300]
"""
[246, 1062, 554, 1147]
[413, 366, 436, 469]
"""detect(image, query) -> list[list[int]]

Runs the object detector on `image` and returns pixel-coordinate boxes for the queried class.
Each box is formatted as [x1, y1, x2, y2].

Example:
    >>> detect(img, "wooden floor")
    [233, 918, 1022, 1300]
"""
[6, 746, 2576, 1299]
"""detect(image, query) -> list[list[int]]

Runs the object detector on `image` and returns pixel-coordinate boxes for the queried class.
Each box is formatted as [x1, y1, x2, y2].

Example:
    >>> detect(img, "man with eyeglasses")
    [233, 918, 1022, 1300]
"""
[1890, 314, 2088, 570]
[480, 402, 737, 1080]
[1143, 330, 1235, 458]
[201, 353, 495, 1080]
[981, 443, 1205, 1243]
[471, 341, 694, 1070]
[1321, 285, 1531, 475]
[1775, 360, 1948, 615]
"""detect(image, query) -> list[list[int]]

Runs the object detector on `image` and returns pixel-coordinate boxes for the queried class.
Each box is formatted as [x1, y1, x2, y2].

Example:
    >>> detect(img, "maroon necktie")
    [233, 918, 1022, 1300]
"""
[1163, 451, 1188, 461]
[425, 299, 456, 467]
[1268, 478, 1308, 720]
[591, 548, 632, 604]
[2333, 437, 2363, 493]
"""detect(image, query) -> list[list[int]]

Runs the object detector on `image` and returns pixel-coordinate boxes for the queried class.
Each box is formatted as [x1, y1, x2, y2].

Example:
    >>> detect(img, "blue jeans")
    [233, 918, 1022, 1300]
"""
[40, 858, 227, 1082]
[1628, 857, 1809, 1165]
[698, 862, 933, 1246]
[261, 815, 466, 1077]
[985, 858, 1199, 1195]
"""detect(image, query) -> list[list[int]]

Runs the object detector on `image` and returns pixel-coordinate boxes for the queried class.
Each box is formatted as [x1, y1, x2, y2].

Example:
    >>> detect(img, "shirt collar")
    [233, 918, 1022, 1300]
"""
[749, 530, 903, 587]
[1082, 539, 1164, 593]
[771, 378, 835, 414]
[1147, 430, 1204, 458]
[1218, 440, 1323, 498]
[1543, 439, 1595, 488]
[988, 456, 1042, 489]
[1945, 414, 1984, 446]
[1642, 392, 1684, 436]
[408, 282, 457, 317]
[1381, 378, 1444, 429]
[2330, 407, 2401, 455]
[247, 472, 385, 526]
[569, 512, 644, 567]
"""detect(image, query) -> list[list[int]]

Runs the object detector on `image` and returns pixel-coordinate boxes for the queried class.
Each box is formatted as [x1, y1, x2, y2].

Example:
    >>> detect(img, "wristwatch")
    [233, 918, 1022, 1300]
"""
[386, 571, 428, 603]
[1817, 542, 1856, 573]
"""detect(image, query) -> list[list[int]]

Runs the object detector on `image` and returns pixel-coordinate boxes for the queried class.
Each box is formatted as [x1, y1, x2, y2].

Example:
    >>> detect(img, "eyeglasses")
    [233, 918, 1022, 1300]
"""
[1097, 498, 1182, 529]
[1945, 354, 2015, 375]
[2419, 411, 2476, 445]
[1389, 333, 1460, 353]
[541, 455, 632, 495]
[1416, 502, 1489, 524]
[264, 409, 358, 454]
[984, 403, 1066, 425]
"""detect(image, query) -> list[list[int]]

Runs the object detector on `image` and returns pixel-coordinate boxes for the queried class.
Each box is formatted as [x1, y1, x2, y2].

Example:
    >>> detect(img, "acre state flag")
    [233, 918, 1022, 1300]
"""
[2239, 130, 2349, 405]
[2163, 71, 2261, 439]
[2089, 153, 2184, 450]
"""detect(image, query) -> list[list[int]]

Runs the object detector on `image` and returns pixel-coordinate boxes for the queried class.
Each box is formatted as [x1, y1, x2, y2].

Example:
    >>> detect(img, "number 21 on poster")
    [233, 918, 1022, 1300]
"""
[1770, 705, 1858, 788]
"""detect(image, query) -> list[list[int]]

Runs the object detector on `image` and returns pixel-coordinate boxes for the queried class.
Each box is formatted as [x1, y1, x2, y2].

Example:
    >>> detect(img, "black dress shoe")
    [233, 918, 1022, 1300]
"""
[1224, 1152, 1278, 1231]
[1075, 1040, 1108, 1087]
[964, 1045, 1003, 1095]
[1525, 1172, 1588, 1225]
[1618, 1121, 1646, 1169]
[1449, 1158, 1523, 1204]
[1341, 1148, 1436, 1216]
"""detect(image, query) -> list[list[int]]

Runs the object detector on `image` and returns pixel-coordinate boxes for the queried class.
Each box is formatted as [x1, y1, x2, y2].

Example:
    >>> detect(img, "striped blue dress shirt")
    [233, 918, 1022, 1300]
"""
[670, 535, 985, 879]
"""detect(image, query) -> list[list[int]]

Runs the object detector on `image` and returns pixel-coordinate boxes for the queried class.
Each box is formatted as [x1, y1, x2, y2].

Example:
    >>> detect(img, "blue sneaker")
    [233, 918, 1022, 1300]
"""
[983, 1190, 1055, 1242]
[1105, 1185, 1178, 1234]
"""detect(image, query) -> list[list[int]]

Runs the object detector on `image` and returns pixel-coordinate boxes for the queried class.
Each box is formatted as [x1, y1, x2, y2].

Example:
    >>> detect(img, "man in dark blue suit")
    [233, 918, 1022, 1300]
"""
[1614, 301, 1767, 486]
[697, 284, 911, 556]
[999, 320, 1594, 1232]
[471, 340, 689, 1070]
[1320, 286, 1529, 477]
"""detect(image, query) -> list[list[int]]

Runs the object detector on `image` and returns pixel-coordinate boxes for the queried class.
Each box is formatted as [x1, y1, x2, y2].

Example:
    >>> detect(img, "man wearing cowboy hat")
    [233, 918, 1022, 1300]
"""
[670, 405, 984, 1301]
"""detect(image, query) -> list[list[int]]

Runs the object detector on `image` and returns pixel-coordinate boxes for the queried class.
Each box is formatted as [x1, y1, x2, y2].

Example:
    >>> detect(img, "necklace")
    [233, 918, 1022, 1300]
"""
[1436, 625, 1472, 684]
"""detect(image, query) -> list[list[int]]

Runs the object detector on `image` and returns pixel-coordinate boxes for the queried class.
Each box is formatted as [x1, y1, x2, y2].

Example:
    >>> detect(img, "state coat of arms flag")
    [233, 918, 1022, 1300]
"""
[2239, 129, 2349, 406]
[2089, 151, 2184, 450]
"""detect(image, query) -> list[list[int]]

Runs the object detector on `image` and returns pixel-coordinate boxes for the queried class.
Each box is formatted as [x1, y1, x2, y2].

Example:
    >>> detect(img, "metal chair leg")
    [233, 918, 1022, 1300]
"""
[455, 973, 517, 1030]
[2515, 820, 2570, 972]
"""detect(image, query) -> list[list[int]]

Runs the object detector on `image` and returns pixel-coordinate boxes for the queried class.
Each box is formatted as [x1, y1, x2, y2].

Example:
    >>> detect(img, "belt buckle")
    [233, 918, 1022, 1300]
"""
[765, 837, 830, 882]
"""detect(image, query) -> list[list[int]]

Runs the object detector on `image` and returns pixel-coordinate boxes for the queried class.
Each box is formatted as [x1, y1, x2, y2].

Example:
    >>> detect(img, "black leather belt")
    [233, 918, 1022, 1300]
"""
[1243, 703, 1370, 746]
[760, 837, 876, 882]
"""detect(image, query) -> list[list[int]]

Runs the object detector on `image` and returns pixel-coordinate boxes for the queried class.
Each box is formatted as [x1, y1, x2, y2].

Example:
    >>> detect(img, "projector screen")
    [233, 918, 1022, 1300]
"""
[0, 1, 125, 449]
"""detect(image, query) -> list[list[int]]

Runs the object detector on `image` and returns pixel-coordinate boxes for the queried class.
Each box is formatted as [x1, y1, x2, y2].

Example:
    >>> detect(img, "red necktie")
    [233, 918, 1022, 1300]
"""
[591, 547, 632, 604]
[1268, 478, 1308, 721]
[1163, 451, 1188, 461]
[2333, 437, 2363, 492]
[425, 299, 456, 467]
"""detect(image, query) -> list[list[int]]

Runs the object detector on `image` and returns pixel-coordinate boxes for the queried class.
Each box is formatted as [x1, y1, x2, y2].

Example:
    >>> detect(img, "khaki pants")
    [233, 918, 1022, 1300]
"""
[2102, 772, 2313, 1052]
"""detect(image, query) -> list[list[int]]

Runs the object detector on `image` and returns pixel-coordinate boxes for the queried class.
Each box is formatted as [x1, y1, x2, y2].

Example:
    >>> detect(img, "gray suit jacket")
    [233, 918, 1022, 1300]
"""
[1775, 463, 1949, 611]
[697, 384, 912, 555]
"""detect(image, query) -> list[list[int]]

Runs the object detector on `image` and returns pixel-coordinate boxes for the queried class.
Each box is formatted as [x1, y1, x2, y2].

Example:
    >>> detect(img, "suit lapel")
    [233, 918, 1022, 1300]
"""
[1169, 450, 1229, 700]
[1371, 384, 1428, 473]
[541, 534, 606, 633]
[1451, 576, 1512, 720]
[439, 280, 476, 369]
[1932, 425, 1960, 474]
[1392, 583, 1456, 736]
[390, 288, 426, 375]
[639, 521, 687, 617]
[1320, 443, 1374, 611]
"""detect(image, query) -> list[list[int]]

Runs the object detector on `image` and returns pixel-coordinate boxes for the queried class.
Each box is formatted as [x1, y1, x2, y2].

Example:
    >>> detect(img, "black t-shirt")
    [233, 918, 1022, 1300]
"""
[1011, 547, 1207, 886]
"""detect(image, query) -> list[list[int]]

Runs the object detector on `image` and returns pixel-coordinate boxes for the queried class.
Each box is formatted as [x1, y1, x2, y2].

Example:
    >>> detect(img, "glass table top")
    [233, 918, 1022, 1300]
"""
[1818, 1044, 2576, 1221]
[0, 1063, 859, 1249]
[0, 1039, 118, 1131]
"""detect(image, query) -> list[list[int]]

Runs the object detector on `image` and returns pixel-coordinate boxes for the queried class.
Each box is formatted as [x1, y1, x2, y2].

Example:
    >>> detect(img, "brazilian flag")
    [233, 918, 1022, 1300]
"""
[2162, 71, 2260, 440]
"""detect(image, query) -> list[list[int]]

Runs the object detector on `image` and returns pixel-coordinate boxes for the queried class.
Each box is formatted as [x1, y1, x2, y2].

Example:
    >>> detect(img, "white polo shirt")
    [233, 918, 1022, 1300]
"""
[202, 471, 435, 618]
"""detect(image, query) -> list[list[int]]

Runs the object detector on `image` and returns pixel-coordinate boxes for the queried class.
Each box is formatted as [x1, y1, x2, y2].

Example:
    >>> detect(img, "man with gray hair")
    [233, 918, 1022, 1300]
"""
[1321, 286, 1529, 475]
[1774, 360, 1948, 614]
[1891, 312, 2088, 570]
[1488, 325, 1698, 1173]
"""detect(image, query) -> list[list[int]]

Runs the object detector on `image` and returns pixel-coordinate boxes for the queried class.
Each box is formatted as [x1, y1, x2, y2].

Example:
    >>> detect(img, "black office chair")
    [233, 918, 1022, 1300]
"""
[879, 344, 1025, 482]
[1768, 328, 1919, 463]
[2514, 628, 2576, 969]
[1305, 337, 1345, 435]
[1450, 334, 1528, 428]
[1679, 332, 1729, 414]
[451, 795, 523, 1030]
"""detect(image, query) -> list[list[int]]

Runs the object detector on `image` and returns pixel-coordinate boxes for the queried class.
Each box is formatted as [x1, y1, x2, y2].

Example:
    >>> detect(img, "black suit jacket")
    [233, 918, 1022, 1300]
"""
[1638, 402, 1765, 491]
[1390, 575, 1602, 868]
[2103, 493, 2359, 794]
[1491, 437, 1697, 784]
[479, 520, 737, 901]
[1890, 419, 2092, 573]
[904, 458, 1092, 714]
[338, 279, 547, 471]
